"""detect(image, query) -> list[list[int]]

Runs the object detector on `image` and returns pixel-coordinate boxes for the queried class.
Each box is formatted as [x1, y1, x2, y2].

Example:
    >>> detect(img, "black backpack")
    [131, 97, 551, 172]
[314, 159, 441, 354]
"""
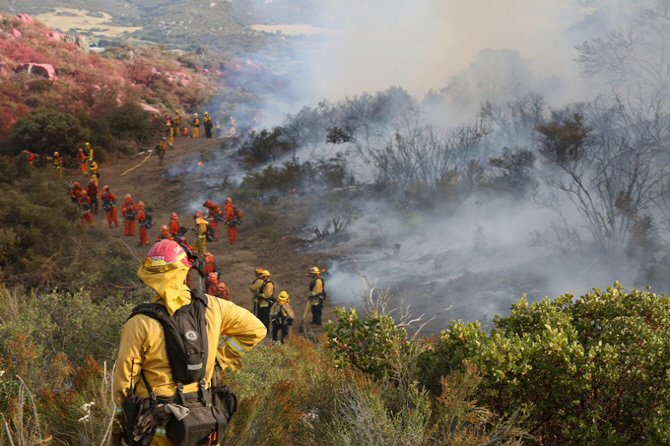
[272, 306, 288, 326]
[141, 214, 153, 228]
[125, 290, 235, 445]
[206, 224, 215, 242]
[128, 289, 209, 384]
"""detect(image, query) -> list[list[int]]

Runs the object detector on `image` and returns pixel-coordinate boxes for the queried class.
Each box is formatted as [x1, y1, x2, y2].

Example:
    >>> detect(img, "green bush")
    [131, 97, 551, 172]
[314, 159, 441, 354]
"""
[12, 108, 90, 157]
[0, 171, 79, 285]
[419, 283, 670, 444]
[101, 102, 160, 144]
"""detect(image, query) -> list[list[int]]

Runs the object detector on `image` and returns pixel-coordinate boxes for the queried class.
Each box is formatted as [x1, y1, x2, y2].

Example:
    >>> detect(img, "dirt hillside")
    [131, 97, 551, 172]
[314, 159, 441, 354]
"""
[65, 135, 333, 337]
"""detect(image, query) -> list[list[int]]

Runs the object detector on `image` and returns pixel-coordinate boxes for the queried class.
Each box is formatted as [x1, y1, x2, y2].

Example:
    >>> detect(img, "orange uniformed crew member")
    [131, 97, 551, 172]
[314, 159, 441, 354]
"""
[101, 185, 119, 227]
[70, 181, 82, 203]
[121, 194, 137, 236]
[169, 212, 180, 238]
[111, 240, 266, 445]
[224, 197, 237, 244]
[204, 252, 216, 277]
[156, 224, 172, 242]
[78, 190, 93, 225]
[213, 282, 229, 300]
[203, 199, 221, 242]
[77, 148, 86, 174]
[205, 272, 219, 295]
[137, 200, 149, 246]
[86, 178, 99, 215]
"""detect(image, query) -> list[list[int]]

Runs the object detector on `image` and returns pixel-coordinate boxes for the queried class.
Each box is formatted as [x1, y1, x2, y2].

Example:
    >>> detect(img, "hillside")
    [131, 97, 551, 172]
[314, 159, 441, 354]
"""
[3, 1, 273, 54]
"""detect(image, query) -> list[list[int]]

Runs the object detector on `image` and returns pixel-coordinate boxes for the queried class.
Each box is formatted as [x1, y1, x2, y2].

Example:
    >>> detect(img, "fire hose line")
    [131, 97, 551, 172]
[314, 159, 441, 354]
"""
[120, 151, 153, 177]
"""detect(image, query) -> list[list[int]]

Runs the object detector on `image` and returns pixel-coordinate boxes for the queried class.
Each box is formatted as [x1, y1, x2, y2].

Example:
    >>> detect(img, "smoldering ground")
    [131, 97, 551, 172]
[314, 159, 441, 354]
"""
[191, 1, 670, 329]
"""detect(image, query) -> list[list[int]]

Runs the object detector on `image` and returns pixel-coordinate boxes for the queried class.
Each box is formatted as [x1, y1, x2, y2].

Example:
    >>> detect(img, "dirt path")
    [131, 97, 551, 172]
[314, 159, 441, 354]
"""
[66, 136, 332, 338]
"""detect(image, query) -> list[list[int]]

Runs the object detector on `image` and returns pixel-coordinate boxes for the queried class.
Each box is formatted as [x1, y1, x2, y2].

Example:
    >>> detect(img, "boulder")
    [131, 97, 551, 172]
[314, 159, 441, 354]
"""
[16, 63, 56, 79]
[16, 14, 35, 25]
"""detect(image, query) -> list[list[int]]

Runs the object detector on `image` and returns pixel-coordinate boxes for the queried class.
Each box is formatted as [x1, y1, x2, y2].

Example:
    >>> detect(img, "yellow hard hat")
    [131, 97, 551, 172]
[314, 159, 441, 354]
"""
[278, 291, 289, 302]
[261, 270, 271, 278]
[54, 151, 59, 156]
[308, 266, 321, 275]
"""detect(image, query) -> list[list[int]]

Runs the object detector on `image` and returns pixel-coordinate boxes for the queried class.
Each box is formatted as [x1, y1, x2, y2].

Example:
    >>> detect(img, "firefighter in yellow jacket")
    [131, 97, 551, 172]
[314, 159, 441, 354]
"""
[271, 291, 295, 344]
[111, 240, 266, 445]
[305, 266, 326, 326]
[192, 113, 200, 138]
[249, 267, 264, 315]
[193, 209, 208, 254]
[255, 270, 274, 331]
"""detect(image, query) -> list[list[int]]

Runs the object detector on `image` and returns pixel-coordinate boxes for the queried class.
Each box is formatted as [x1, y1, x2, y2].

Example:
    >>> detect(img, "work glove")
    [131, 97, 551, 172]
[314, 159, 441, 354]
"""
[132, 404, 186, 445]
[110, 432, 124, 446]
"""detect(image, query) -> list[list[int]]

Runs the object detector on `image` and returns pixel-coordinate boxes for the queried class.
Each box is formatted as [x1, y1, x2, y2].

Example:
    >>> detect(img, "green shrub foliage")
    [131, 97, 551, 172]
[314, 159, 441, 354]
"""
[12, 108, 90, 157]
[419, 282, 670, 444]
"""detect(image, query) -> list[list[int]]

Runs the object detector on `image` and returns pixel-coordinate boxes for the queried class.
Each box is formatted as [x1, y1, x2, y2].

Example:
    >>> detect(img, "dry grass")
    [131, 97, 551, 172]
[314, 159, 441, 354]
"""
[33, 8, 142, 38]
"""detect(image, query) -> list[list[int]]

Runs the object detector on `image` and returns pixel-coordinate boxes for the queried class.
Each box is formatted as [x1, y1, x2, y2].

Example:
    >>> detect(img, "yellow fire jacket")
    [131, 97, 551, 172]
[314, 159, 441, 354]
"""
[112, 292, 266, 439]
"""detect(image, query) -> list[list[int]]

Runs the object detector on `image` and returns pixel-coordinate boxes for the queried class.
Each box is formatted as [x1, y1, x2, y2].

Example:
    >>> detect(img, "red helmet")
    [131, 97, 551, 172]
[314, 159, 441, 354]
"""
[89, 177, 95, 183]
[208, 272, 217, 281]
[125, 194, 132, 201]
[225, 197, 232, 203]
[103, 185, 109, 191]
[78, 147, 83, 152]
[138, 201, 145, 209]
[73, 181, 80, 187]
[203, 199, 211, 206]
[217, 282, 226, 290]
[144, 239, 192, 270]
[161, 225, 168, 231]
[194, 209, 203, 218]
[171, 212, 178, 219]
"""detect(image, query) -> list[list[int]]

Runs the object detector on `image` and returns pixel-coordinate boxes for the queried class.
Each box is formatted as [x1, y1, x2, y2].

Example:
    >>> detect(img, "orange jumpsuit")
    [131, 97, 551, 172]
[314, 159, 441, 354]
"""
[101, 190, 119, 227]
[156, 226, 173, 242]
[224, 202, 237, 244]
[78, 195, 93, 224]
[121, 200, 137, 236]
[137, 208, 149, 245]
[86, 182, 99, 215]
[169, 217, 180, 237]
[78, 149, 86, 173]
[204, 202, 221, 241]
[213, 284, 230, 300]
[204, 257, 216, 277]
[206, 277, 219, 295]
[70, 184, 82, 203]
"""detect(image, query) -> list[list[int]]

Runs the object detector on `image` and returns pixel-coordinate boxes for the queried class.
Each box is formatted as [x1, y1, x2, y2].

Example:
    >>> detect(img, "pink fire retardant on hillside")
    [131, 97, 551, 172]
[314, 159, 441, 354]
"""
[16, 14, 35, 25]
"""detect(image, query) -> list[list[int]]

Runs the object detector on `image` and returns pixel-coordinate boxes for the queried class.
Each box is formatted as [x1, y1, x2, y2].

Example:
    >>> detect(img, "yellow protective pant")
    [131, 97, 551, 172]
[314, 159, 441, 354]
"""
[193, 127, 199, 138]
[167, 133, 174, 147]
[193, 235, 206, 254]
